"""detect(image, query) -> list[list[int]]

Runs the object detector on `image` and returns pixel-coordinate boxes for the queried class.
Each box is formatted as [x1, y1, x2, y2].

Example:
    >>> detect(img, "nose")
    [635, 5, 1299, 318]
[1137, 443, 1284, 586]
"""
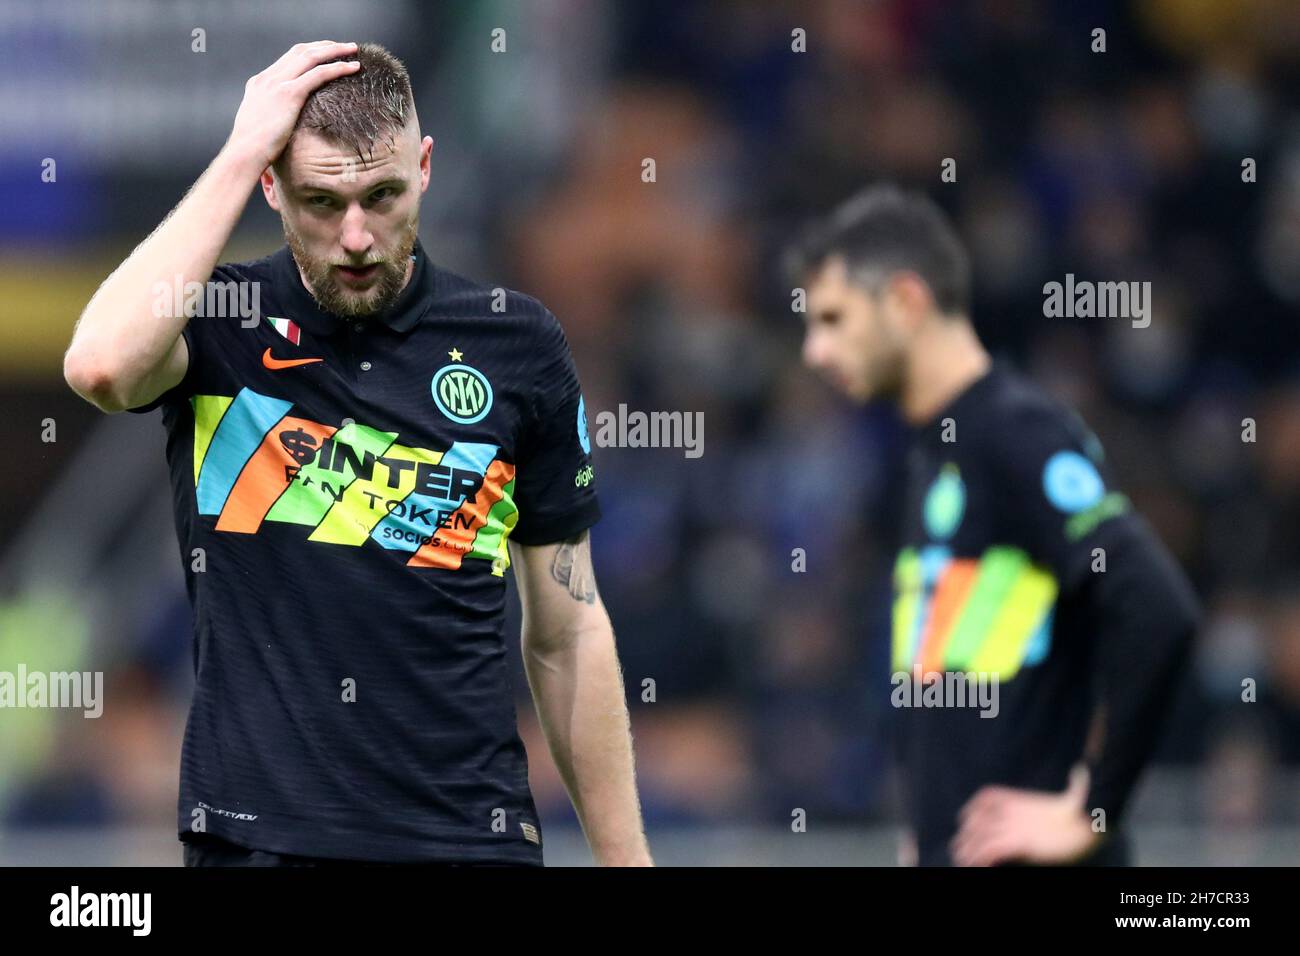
[802, 331, 824, 370]
[340, 203, 373, 259]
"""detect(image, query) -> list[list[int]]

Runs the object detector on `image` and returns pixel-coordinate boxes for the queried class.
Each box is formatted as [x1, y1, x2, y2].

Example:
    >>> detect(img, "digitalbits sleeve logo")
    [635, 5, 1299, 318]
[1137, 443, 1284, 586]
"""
[577, 394, 591, 453]
[432, 364, 493, 424]
[1042, 450, 1105, 514]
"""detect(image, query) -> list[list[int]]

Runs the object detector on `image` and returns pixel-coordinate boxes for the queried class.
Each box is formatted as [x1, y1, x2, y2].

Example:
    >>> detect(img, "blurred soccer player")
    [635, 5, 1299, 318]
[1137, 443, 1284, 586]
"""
[63, 41, 651, 866]
[787, 186, 1199, 866]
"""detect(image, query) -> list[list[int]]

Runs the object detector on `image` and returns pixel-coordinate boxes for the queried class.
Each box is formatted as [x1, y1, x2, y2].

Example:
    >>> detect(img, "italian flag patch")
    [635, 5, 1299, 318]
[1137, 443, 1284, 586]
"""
[266, 316, 301, 345]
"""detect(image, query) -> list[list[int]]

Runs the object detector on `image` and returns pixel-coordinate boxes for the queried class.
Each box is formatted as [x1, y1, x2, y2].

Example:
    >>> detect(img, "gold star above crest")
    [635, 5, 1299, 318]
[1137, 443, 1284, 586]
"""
[448, 348, 463, 362]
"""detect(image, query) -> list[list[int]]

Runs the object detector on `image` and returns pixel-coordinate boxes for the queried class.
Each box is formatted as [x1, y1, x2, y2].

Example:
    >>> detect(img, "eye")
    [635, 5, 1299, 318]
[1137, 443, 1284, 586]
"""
[369, 187, 394, 202]
[307, 195, 335, 208]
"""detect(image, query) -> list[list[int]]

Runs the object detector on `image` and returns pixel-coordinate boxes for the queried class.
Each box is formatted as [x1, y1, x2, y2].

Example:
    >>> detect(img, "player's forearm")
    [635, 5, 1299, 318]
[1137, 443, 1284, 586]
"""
[64, 143, 264, 411]
[1083, 519, 1199, 827]
[523, 617, 652, 866]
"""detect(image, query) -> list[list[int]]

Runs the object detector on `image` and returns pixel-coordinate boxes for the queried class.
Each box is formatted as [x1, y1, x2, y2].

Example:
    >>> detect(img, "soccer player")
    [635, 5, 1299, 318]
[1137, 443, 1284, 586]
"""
[63, 41, 652, 867]
[787, 186, 1199, 866]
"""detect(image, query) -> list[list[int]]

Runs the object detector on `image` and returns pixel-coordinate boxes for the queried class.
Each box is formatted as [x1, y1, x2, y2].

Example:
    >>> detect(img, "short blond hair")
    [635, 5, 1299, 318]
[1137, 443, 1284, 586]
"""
[292, 42, 415, 160]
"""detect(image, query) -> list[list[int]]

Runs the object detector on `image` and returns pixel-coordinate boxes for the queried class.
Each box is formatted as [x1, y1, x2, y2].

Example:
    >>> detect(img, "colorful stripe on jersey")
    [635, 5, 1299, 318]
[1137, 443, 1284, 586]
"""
[891, 545, 1058, 681]
[190, 388, 518, 574]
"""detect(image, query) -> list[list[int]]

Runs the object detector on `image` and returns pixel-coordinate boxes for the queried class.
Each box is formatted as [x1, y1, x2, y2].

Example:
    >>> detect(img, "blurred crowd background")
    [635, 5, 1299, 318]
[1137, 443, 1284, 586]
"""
[2, 0, 1298, 864]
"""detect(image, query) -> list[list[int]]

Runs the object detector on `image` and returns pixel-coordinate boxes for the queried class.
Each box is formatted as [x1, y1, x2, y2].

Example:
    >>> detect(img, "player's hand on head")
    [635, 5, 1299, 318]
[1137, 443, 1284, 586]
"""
[949, 767, 1101, 866]
[226, 40, 361, 171]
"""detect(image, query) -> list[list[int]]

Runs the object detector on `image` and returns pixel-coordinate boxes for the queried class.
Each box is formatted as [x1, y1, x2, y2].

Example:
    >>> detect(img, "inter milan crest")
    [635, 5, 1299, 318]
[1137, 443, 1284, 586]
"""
[923, 463, 966, 541]
[431, 363, 494, 424]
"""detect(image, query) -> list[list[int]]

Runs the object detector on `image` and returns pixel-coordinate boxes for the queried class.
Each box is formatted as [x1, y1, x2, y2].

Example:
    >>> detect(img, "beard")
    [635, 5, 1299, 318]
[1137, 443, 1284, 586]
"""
[282, 216, 419, 319]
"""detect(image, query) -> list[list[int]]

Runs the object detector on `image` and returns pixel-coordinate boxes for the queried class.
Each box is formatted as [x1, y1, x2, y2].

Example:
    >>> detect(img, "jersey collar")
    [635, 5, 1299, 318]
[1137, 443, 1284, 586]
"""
[272, 238, 433, 337]
[914, 362, 1000, 433]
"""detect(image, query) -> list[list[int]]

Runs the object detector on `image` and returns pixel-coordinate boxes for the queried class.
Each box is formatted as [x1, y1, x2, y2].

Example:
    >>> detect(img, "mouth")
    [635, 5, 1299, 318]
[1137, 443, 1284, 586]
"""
[335, 263, 381, 287]
[821, 369, 848, 392]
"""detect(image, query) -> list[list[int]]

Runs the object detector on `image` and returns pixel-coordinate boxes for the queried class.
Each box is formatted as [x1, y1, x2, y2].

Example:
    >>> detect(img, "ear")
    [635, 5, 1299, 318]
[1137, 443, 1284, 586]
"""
[885, 272, 936, 331]
[418, 135, 434, 193]
[260, 166, 280, 212]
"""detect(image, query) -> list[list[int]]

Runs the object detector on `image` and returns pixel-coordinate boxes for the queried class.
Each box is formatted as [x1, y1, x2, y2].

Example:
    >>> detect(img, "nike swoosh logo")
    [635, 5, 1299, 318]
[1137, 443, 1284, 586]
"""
[262, 348, 323, 370]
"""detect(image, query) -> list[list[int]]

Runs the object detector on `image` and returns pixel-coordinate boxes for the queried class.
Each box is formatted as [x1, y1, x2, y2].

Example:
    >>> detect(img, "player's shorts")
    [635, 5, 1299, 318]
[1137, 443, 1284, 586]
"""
[181, 833, 533, 867]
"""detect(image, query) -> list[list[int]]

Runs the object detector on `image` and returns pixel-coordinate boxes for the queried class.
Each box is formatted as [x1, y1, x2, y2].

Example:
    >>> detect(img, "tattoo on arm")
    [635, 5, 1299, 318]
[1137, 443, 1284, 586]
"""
[551, 530, 598, 605]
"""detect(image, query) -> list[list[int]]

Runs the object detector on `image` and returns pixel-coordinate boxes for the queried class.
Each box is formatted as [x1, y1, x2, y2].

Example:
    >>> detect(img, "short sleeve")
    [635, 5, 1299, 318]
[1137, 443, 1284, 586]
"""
[991, 404, 1137, 595]
[509, 310, 601, 545]
[125, 263, 248, 414]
